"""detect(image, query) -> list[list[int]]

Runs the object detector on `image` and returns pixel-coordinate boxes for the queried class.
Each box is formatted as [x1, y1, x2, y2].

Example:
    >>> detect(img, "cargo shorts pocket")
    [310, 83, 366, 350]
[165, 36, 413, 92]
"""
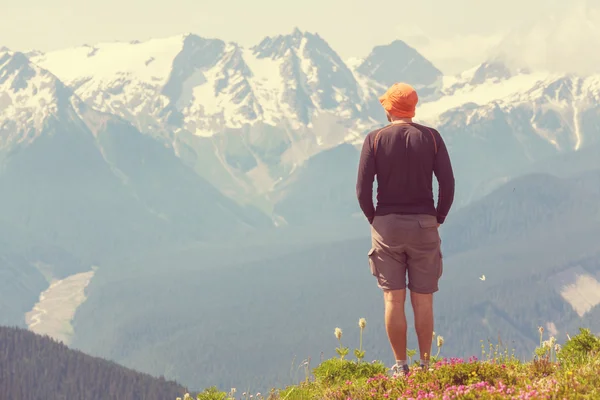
[368, 248, 378, 277]
[418, 219, 440, 243]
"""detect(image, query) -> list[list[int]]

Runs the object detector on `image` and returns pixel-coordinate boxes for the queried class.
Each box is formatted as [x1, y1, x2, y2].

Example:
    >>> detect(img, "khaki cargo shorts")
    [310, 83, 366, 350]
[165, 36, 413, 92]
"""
[368, 214, 443, 294]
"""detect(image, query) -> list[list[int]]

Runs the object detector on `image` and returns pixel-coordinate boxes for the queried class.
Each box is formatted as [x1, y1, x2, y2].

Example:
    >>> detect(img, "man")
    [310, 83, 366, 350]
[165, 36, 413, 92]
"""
[356, 82, 455, 377]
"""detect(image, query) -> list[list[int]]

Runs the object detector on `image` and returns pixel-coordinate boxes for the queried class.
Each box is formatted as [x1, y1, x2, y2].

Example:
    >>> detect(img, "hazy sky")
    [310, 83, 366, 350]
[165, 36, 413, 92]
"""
[0, 0, 594, 74]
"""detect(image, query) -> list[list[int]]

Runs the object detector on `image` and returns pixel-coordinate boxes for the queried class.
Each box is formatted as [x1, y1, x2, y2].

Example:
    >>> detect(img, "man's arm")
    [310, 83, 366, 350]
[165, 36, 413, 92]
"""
[356, 134, 376, 224]
[433, 134, 455, 224]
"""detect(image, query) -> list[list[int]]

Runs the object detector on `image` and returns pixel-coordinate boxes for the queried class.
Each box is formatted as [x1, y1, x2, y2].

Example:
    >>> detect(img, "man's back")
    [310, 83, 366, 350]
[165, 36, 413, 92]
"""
[356, 122, 455, 225]
[357, 82, 455, 375]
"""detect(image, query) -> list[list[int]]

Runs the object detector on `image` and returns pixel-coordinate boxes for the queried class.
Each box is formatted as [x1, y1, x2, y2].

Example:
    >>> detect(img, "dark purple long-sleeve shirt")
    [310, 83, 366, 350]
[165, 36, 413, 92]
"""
[356, 122, 455, 224]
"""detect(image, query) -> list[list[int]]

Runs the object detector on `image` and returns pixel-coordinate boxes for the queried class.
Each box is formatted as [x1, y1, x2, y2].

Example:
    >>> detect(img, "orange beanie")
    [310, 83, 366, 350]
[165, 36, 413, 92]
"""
[379, 83, 419, 118]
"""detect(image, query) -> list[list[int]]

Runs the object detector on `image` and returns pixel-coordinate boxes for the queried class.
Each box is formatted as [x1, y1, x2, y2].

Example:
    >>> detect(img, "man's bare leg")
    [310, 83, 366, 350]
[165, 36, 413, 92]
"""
[384, 289, 407, 361]
[410, 291, 434, 365]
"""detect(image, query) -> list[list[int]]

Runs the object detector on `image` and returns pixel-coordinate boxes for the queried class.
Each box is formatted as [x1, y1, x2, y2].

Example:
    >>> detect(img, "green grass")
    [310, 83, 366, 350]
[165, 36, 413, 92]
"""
[180, 324, 600, 400]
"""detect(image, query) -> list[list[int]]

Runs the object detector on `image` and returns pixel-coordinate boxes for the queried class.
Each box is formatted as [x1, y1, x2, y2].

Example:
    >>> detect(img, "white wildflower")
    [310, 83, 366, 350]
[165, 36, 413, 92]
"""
[437, 335, 444, 348]
[359, 318, 366, 329]
[335, 327, 342, 340]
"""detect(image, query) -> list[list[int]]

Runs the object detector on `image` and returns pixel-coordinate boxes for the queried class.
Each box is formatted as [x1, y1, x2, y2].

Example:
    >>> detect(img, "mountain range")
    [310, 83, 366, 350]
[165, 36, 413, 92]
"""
[6, 29, 599, 218]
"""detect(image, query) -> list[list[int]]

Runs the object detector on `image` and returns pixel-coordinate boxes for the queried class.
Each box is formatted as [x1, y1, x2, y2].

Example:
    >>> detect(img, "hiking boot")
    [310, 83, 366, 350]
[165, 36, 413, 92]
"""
[390, 363, 410, 378]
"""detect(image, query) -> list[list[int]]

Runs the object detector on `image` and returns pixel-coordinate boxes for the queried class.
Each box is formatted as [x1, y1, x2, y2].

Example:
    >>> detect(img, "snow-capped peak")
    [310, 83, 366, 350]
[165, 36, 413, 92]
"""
[252, 28, 329, 59]
[33, 34, 192, 88]
[246, 28, 363, 125]
[0, 50, 78, 146]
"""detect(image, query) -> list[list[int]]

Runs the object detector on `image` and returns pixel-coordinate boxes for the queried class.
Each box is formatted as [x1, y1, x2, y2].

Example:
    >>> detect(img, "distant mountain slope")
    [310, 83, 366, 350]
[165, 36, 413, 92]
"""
[524, 142, 600, 178]
[0, 326, 186, 400]
[272, 143, 362, 225]
[441, 171, 600, 256]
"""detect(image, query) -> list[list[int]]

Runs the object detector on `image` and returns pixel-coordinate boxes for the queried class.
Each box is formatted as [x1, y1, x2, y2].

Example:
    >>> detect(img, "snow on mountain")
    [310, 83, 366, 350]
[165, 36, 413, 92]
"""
[0, 50, 80, 147]
[416, 67, 556, 125]
[32, 36, 183, 86]
[439, 61, 518, 95]
[32, 31, 371, 136]
[250, 28, 363, 124]
[31, 34, 199, 136]
[29, 31, 445, 149]
[420, 70, 600, 152]
[172, 39, 259, 135]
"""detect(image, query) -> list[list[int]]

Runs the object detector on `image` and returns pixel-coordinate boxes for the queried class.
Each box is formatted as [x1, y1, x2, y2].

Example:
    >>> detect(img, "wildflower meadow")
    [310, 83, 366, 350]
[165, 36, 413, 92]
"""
[180, 320, 600, 400]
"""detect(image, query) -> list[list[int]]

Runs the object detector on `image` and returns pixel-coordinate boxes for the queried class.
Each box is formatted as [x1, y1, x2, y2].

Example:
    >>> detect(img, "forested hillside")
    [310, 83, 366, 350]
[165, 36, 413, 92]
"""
[0, 326, 187, 400]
